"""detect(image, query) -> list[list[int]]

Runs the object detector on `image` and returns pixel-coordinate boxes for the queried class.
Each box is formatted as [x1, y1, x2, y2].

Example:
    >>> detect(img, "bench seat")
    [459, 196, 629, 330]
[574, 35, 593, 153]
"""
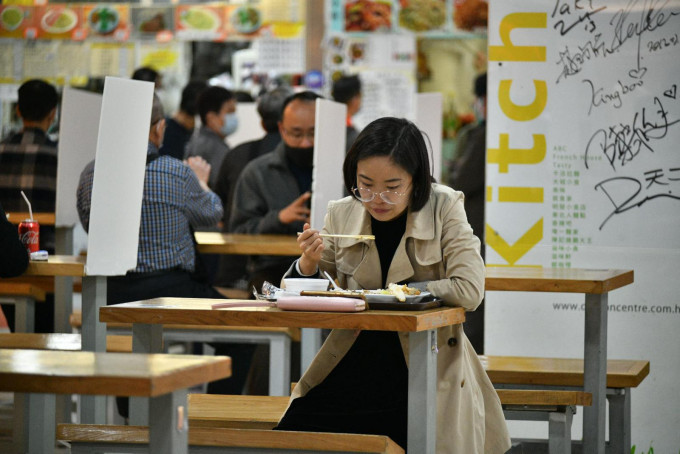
[57, 425, 405, 453]
[0, 332, 131, 353]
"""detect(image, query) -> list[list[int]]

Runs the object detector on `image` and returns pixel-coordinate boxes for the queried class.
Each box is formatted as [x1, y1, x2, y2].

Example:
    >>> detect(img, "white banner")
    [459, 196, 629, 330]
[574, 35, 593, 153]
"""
[486, 0, 680, 451]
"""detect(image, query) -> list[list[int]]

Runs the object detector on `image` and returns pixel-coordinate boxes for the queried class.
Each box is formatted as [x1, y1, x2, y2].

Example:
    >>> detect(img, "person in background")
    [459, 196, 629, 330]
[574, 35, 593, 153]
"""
[331, 74, 362, 153]
[213, 86, 293, 289]
[77, 94, 249, 408]
[234, 90, 255, 103]
[228, 90, 320, 396]
[0, 79, 59, 333]
[0, 203, 29, 278]
[132, 66, 162, 89]
[229, 91, 321, 292]
[448, 72, 486, 353]
[184, 86, 237, 187]
[159, 80, 207, 160]
[276, 117, 510, 453]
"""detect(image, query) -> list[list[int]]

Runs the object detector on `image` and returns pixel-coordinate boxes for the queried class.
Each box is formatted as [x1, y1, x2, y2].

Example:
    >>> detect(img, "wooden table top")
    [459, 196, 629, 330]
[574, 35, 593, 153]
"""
[485, 267, 633, 294]
[24, 255, 86, 277]
[0, 349, 231, 397]
[5, 212, 56, 226]
[194, 232, 300, 256]
[100, 298, 465, 332]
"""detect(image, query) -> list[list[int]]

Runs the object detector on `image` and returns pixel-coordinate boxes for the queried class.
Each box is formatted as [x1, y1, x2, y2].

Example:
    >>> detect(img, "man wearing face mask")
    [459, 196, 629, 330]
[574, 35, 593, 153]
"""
[184, 85, 237, 187]
[230, 91, 321, 291]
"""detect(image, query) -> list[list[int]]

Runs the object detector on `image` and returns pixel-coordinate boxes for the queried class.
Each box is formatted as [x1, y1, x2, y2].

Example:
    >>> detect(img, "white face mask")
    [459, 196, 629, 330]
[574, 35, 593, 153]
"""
[220, 112, 238, 136]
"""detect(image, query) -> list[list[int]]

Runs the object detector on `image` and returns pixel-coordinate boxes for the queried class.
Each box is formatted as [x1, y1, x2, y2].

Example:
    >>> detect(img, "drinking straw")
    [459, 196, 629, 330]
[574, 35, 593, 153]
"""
[20, 191, 33, 220]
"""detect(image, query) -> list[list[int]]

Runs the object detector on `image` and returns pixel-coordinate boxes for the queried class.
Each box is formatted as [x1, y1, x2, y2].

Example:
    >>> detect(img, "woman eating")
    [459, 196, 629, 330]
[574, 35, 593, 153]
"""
[275, 117, 510, 453]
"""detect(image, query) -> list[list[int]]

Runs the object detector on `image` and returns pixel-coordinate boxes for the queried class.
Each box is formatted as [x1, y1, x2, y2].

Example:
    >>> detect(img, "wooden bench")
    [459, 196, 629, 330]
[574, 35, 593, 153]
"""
[0, 332, 132, 353]
[70, 310, 300, 396]
[57, 390, 586, 454]
[482, 355, 649, 454]
[57, 425, 404, 453]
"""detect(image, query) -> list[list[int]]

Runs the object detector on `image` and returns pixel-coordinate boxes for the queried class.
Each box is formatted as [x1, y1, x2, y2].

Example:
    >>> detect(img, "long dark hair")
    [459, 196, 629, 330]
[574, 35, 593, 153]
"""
[343, 117, 433, 211]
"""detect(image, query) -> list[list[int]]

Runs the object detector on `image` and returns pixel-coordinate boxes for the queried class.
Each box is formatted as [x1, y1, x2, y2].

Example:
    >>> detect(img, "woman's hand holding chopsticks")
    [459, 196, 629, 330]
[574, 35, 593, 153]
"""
[297, 223, 324, 275]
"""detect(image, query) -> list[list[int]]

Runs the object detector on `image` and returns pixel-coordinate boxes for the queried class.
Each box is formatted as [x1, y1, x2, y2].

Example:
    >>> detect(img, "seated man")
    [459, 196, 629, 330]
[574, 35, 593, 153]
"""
[213, 86, 293, 288]
[159, 80, 207, 160]
[230, 91, 322, 291]
[184, 86, 237, 187]
[77, 94, 252, 407]
[331, 75, 362, 153]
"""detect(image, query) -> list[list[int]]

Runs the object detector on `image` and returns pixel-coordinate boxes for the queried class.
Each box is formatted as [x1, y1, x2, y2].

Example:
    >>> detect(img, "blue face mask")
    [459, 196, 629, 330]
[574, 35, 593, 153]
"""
[221, 112, 238, 136]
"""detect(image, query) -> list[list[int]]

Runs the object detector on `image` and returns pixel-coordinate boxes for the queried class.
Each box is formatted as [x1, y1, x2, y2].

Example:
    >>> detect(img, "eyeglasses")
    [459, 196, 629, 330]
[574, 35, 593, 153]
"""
[351, 186, 410, 205]
[282, 128, 315, 142]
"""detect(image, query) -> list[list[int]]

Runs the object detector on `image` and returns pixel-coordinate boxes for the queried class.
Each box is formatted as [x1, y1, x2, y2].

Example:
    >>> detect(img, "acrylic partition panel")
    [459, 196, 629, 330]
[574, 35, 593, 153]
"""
[85, 77, 154, 276]
[55, 87, 102, 228]
[311, 99, 347, 230]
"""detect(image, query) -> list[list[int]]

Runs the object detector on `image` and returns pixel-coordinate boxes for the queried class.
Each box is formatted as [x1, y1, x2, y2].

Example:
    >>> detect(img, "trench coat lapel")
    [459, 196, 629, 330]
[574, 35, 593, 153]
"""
[332, 201, 382, 290]
[386, 197, 437, 285]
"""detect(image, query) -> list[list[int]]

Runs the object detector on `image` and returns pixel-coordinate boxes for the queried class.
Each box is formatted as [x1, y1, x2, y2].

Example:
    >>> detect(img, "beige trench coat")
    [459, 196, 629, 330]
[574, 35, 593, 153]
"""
[285, 184, 510, 453]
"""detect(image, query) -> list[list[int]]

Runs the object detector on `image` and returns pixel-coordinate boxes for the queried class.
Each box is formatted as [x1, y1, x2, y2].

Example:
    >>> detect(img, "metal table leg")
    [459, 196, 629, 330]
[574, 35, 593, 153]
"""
[408, 329, 437, 453]
[80, 275, 107, 424]
[300, 328, 322, 373]
[583, 292, 608, 454]
[27, 393, 56, 454]
[149, 389, 188, 454]
[130, 323, 163, 426]
[269, 334, 291, 396]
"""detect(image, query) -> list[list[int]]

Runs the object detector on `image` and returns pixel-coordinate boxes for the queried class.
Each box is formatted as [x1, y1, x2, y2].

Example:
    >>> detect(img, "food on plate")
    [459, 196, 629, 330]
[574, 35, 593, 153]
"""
[399, 0, 446, 31]
[89, 6, 119, 35]
[345, 0, 391, 32]
[453, 0, 488, 31]
[364, 283, 421, 302]
[1, 6, 24, 31]
[139, 13, 165, 32]
[181, 7, 218, 31]
[41, 7, 77, 34]
[232, 6, 261, 34]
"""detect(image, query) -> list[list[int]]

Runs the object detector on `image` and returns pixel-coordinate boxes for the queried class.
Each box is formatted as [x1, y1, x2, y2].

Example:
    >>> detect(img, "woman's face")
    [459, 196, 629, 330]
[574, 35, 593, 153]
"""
[356, 156, 412, 221]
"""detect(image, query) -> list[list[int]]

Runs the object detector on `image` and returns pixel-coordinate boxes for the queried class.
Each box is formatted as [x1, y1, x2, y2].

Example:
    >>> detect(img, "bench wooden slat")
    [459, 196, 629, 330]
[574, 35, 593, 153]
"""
[481, 355, 650, 389]
[2, 276, 83, 294]
[188, 394, 289, 429]
[56, 425, 404, 453]
[0, 332, 131, 353]
[496, 389, 592, 407]
[0, 282, 46, 302]
[69, 311, 302, 342]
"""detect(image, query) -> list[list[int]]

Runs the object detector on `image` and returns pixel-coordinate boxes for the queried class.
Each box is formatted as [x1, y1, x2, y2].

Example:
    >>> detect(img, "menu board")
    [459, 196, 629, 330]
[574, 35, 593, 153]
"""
[34, 5, 83, 40]
[328, 0, 488, 36]
[325, 33, 417, 129]
[0, 1, 305, 42]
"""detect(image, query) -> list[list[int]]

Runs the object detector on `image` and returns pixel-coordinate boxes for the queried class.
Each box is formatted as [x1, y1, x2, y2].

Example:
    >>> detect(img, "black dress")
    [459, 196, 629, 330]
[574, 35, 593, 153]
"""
[275, 211, 409, 450]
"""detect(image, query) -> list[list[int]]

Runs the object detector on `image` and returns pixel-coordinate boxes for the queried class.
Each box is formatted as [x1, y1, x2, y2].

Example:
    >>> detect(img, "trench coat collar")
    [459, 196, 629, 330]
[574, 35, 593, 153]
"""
[338, 190, 436, 288]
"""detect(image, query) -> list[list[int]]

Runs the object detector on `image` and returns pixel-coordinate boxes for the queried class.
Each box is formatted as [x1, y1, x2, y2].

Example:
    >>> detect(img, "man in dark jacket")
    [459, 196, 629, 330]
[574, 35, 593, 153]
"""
[213, 86, 293, 288]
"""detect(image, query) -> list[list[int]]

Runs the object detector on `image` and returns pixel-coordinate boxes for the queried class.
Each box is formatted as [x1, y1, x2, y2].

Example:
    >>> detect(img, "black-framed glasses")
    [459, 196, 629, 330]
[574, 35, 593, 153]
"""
[351, 186, 410, 205]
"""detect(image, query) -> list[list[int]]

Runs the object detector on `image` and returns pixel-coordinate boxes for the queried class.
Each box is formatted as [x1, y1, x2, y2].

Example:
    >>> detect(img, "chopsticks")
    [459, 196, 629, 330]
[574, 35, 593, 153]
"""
[297, 233, 375, 240]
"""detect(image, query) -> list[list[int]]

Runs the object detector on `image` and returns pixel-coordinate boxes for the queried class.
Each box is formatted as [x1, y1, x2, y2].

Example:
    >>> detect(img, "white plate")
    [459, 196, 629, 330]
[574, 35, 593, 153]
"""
[363, 291, 431, 304]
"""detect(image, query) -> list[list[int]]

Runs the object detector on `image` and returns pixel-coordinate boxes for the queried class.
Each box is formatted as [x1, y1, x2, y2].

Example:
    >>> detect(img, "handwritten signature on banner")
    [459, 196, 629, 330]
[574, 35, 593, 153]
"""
[548, 0, 679, 231]
[553, 0, 678, 85]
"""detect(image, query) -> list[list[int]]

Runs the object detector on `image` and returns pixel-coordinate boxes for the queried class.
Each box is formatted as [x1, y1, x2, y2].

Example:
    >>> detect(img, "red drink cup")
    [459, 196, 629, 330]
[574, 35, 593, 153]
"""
[18, 219, 40, 254]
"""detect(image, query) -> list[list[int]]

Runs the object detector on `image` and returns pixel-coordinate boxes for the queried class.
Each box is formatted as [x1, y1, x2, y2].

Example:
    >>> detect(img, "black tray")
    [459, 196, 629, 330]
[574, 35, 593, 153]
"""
[365, 298, 442, 311]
